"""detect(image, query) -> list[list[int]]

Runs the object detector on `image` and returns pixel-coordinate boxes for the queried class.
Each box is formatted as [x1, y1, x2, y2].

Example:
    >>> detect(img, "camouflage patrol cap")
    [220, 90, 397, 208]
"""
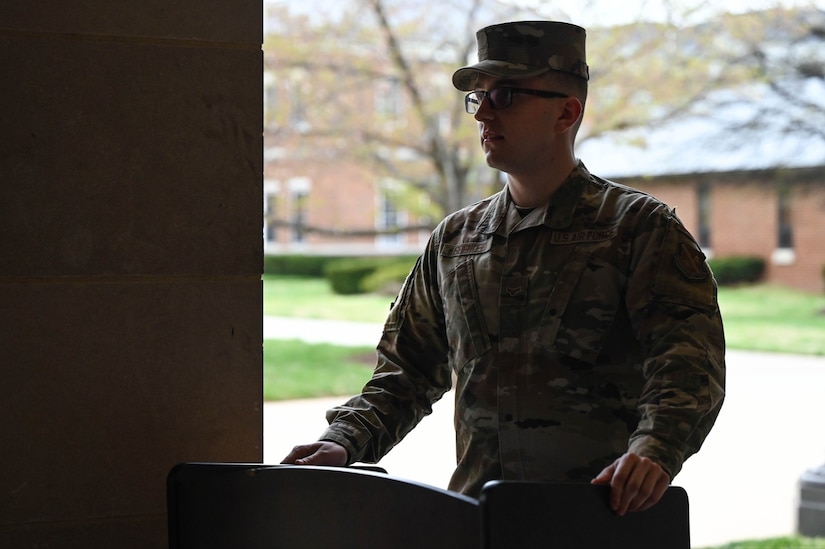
[452, 21, 589, 91]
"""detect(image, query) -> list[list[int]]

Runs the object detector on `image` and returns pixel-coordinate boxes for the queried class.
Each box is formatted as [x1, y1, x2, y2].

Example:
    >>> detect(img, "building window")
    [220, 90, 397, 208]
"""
[263, 179, 281, 246]
[697, 183, 712, 250]
[376, 192, 403, 248]
[777, 185, 794, 249]
[773, 184, 796, 266]
[290, 192, 307, 243]
[288, 71, 311, 134]
[374, 77, 405, 126]
[263, 72, 277, 130]
[288, 177, 312, 244]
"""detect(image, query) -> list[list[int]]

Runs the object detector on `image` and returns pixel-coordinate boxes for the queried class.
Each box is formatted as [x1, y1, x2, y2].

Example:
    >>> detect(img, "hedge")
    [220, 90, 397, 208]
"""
[263, 254, 330, 277]
[324, 258, 387, 295]
[708, 256, 766, 285]
[324, 256, 418, 295]
[361, 258, 418, 295]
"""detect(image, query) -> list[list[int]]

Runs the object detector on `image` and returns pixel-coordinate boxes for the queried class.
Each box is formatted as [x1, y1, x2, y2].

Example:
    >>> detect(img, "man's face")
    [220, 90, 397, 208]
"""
[471, 74, 568, 178]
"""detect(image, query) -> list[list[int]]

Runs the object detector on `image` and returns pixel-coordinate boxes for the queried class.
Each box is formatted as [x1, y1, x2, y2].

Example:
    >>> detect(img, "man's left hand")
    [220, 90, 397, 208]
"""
[591, 453, 670, 516]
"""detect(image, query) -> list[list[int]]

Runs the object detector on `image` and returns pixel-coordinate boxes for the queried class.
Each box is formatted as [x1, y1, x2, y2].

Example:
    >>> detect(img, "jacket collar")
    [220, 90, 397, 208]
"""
[477, 161, 592, 235]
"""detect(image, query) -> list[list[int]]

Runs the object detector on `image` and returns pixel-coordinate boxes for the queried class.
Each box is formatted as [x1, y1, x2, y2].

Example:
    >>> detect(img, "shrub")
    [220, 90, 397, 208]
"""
[263, 254, 329, 277]
[708, 256, 766, 286]
[324, 256, 419, 295]
[361, 258, 418, 295]
[324, 258, 388, 295]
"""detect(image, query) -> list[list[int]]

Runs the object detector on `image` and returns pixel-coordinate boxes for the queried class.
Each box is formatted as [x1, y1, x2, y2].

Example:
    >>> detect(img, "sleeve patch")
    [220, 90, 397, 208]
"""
[651, 218, 717, 312]
[675, 242, 709, 281]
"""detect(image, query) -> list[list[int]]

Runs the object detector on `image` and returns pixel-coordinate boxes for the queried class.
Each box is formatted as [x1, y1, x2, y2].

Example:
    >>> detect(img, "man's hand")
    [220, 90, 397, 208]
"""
[281, 441, 348, 466]
[591, 453, 670, 516]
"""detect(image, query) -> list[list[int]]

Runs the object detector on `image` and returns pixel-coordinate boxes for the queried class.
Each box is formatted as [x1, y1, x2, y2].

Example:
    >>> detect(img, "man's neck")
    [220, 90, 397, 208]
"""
[507, 157, 578, 208]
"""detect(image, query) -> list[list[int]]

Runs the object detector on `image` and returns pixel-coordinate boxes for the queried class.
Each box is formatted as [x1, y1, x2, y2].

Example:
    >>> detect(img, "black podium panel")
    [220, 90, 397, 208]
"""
[168, 463, 480, 549]
[480, 481, 690, 549]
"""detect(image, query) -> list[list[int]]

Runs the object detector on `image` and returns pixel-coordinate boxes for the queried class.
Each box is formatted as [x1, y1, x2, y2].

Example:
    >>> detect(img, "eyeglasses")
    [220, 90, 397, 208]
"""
[464, 86, 568, 114]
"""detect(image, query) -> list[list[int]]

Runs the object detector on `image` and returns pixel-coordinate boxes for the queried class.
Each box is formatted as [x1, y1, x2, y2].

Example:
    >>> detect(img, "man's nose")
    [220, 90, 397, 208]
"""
[473, 96, 494, 120]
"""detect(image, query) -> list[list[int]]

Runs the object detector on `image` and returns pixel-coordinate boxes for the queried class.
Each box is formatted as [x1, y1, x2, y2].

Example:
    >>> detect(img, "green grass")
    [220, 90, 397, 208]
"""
[263, 280, 825, 402]
[263, 338, 375, 401]
[718, 285, 825, 356]
[263, 274, 394, 322]
[262, 279, 825, 401]
[700, 536, 825, 548]
[262, 276, 389, 402]
[264, 276, 825, 356]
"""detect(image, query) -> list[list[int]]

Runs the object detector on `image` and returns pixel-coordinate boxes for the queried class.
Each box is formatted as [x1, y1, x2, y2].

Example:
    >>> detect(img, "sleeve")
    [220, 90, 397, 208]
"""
[318, 229, 453, 465]
[624, 206, 726, 479]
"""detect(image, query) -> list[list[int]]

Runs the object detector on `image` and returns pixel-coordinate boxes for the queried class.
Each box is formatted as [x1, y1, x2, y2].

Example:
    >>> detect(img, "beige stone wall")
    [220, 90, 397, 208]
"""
[0, 2, 262, 546]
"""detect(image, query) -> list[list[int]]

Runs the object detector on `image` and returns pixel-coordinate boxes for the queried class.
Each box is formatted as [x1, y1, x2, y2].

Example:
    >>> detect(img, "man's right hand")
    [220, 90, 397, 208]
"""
[281, 441, 348, 466]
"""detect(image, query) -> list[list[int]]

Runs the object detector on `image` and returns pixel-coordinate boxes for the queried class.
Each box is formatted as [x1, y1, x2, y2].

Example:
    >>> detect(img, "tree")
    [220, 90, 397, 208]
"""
[707, 8, 825, 146]
[263, 0, 814, 238]
[264, 0, 501, 234]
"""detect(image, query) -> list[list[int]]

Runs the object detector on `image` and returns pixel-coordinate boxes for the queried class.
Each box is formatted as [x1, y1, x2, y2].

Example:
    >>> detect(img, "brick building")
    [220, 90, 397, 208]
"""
[263, 155, 430, 257]
[615, 167, 825, 293]
[264, 152, 825, 293]
[264, 125, 825, 293]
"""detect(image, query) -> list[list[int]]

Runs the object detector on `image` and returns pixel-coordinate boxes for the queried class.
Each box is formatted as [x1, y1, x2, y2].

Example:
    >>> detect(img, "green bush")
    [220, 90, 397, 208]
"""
[708, 256, 766, 286]
[324, 258, 388, 295]
[324, 256, 419, 295]
[263, 254, 330, 276]
[264, 253, 420, 281]
[361, 258, 418, 295]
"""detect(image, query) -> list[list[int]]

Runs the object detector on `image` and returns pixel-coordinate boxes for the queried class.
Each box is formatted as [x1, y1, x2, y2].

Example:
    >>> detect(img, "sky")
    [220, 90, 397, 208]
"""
[508, 0, 825, 26]
[265, 0, 825, 28]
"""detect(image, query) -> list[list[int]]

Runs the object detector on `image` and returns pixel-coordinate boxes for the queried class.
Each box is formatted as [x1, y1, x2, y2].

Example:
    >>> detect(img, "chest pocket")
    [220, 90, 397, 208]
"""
[534, 247, 624, 364]
[440, 241, 492, 371]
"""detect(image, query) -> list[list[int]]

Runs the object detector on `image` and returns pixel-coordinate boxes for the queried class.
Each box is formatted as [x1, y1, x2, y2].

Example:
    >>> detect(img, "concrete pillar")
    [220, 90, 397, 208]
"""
[0, 2, 262, 546]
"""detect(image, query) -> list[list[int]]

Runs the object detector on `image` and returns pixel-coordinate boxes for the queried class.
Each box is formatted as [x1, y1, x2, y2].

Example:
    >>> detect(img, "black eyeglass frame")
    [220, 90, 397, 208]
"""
[464, 86, 568, 114]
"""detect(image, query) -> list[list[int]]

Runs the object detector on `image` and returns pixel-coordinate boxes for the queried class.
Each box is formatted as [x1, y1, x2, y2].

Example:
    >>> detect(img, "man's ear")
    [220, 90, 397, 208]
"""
[555, 97, 583, 133]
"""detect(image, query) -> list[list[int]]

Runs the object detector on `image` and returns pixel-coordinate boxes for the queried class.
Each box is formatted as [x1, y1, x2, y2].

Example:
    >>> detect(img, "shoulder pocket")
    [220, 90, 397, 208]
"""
[651, 218, 717, 312]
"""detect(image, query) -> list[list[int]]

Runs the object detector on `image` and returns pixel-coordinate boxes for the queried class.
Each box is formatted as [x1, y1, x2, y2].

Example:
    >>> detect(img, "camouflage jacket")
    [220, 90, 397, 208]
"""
[320, 162, 726, 498]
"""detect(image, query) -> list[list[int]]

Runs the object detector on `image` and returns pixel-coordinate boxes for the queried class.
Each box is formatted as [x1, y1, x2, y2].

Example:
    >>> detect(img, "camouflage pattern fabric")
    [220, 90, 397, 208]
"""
[320, 162, 726, 498]
[452, 21, 590, 91]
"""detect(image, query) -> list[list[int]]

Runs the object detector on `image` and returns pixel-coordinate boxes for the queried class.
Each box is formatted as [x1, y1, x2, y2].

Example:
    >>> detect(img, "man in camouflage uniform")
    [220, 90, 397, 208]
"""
[283, 20, 726, 515]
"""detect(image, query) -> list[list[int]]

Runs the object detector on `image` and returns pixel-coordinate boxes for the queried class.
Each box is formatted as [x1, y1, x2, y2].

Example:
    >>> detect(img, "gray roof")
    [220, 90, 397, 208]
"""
[578, 77, 825, 178]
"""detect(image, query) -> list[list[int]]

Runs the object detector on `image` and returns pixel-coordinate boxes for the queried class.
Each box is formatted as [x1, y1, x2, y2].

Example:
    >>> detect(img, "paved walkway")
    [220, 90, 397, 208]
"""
[263, 317, 825, 548]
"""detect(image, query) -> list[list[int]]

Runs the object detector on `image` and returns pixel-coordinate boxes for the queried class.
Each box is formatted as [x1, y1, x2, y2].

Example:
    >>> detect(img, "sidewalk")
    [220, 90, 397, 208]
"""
[263, 317, 825, 548]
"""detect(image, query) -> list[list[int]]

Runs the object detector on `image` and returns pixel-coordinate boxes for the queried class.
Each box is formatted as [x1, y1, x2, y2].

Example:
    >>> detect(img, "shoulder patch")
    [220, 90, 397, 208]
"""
[675, 242, 708, 281]
[651, 217, 716, 312]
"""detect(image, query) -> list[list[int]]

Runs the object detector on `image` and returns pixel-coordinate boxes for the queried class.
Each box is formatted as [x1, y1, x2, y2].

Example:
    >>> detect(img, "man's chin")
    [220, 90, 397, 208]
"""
[484, 154, 506, 172]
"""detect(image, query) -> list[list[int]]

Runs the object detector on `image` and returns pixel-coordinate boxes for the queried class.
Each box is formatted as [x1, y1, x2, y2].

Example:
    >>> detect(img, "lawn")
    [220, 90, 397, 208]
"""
[717, 285, 825, 356]
[263, 274, 394, 322]
[699, 537, 825, 548]
[263, 277, 825, 401]
[263, 339, 374, 401]
[262, 275, 391, 401]
[264, 275, 825, 356]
